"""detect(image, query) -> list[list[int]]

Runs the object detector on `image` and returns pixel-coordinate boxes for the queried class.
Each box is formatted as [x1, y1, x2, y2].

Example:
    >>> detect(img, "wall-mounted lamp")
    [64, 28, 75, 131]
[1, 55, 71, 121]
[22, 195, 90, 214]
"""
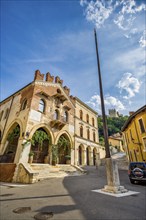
[26, 132, 30, 137]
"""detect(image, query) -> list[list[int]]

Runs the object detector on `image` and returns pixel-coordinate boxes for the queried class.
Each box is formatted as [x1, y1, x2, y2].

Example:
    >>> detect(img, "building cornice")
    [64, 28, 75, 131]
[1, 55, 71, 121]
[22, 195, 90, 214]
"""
[0, 82, 33, 105]
[75, 97, 98, 115]
[121, 105, 146, 131]
[75, 135, 100, 147]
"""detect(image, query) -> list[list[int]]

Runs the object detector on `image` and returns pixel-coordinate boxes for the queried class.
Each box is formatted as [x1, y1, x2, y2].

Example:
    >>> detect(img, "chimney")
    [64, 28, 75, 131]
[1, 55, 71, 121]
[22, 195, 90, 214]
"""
[129, 111, 135, 116]
[46, 72, 54, 82]
[63, 86, 70, 96]
[34, 70, 44, 81]
[55, 76, 63, 85]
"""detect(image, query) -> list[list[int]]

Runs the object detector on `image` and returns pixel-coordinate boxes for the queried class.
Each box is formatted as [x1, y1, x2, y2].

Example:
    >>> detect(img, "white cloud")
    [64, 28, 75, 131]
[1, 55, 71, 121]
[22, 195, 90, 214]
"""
[114, 0, 145, 30]
[114, 47, 145, 78]
[139, 30, 146, 48]
[117, 72, 141, 99]
[86, 94, 125, 114]
[80, 0, 145, 43]
[80, 0, 114, 28]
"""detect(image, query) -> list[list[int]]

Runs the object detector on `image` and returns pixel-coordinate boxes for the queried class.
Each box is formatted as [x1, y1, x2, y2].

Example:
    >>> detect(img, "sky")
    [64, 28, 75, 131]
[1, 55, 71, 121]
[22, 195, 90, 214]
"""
[1, 0, 146, 116]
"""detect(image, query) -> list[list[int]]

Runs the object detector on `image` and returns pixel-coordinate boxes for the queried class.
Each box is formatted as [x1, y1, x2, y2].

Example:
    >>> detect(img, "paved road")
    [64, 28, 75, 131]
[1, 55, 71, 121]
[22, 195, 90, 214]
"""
[0, 165, 146, 220]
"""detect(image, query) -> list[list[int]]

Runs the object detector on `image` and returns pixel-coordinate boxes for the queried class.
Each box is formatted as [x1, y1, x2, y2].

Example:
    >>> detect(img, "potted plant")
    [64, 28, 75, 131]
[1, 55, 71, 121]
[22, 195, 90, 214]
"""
[28, 151, 34, 163]
[65, 155, 71, 164]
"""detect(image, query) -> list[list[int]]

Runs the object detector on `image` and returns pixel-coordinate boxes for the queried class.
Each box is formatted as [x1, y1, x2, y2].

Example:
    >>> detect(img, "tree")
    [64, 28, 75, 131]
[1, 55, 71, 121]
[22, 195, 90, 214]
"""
[98, 115, 128, 143]
[31, 130, 50, 148]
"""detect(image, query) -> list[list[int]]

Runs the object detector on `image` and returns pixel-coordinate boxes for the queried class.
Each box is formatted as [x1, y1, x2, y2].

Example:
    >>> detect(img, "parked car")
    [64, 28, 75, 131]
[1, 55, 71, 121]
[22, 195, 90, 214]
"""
[128, 162, 146, 184]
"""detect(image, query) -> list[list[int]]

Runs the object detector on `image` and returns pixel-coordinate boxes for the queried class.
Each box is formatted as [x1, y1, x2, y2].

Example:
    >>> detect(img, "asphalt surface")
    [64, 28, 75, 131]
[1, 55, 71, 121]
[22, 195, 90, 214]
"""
[0, 165, 146, 220]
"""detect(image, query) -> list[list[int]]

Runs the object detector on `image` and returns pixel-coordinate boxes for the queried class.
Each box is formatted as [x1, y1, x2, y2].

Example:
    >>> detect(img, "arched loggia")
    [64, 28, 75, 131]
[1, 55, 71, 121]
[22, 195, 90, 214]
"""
[78, 144, 85, 166]
[0, 124, 20, 163]
[57, 134, 71, 164]
[30, 128, 51, 163]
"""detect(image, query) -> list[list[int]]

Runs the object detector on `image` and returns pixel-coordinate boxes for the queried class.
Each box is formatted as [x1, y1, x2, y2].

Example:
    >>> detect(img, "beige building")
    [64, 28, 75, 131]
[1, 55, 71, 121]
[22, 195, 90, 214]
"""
[108, 133, 124, 152]
[74, 97, 100, 166]
[0, 70, 101, 182]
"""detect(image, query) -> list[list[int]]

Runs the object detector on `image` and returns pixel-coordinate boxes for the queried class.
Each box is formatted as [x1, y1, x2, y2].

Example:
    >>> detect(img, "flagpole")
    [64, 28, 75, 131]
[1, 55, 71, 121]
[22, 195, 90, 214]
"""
[94, 28, 110, 159]
[94, 28, 127, 194]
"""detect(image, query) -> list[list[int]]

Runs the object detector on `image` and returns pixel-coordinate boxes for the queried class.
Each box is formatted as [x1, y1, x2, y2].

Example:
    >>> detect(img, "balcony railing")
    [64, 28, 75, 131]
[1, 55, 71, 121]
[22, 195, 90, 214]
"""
[50, 116, 68, 129]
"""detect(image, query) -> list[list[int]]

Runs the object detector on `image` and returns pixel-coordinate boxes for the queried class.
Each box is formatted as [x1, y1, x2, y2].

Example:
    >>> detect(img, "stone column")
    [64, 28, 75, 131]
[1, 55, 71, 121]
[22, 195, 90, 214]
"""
[18, 140, 31, 164]
[83, 149, 87, 165]
[102, 158, 128, 194]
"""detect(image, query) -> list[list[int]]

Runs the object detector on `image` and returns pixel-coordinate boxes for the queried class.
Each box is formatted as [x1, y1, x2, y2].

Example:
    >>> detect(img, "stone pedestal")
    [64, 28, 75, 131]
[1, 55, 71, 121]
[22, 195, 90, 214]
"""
[102, 158, 128, 194]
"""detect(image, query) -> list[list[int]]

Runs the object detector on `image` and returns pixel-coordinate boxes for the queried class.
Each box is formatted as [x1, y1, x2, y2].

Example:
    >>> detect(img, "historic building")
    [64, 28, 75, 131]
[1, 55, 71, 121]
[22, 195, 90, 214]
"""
[121, 105, 146, 162]
[0, 70, 101, 182]
[108, 133, 124, 154]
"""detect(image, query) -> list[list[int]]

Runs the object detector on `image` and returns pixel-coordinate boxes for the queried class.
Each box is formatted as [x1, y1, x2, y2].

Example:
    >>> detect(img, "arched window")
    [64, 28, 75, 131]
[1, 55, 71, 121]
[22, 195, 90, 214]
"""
[93, 132, 96, 142]
[80, 126, 83, 137]
[87, 129, 90, 140]
[4, 108, 9, 119]
[92, 118, 95, 126]
[21, 99, 27, 110]
[54, 110, 59, 120]
[80, 110, 83, 120]
[64, 111, 68, 122]
[86, 114, 89, 123]
[39, 99, 45, 113]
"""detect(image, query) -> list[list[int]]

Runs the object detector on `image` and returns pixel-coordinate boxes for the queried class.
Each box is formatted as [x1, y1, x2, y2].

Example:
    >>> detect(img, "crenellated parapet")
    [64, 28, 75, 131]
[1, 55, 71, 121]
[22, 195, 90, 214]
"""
[34, 70, 44, 81]
[46, 72, 54, 82]
[55, 76, 63, 85]
[63, 86, 70, 96]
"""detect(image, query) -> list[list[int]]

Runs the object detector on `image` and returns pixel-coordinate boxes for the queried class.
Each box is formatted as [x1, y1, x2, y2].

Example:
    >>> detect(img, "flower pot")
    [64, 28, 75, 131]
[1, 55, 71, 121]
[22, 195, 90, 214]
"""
[28, 155, 33, 164]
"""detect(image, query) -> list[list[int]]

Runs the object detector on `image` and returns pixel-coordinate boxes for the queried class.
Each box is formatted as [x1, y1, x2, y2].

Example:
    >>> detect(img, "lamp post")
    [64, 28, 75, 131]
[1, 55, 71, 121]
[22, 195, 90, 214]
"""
[94, 28, 127, 193]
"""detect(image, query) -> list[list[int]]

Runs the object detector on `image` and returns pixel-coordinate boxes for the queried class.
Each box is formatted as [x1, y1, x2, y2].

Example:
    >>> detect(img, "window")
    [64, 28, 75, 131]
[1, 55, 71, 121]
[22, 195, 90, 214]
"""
[4, 108, 9, 119]
[54, 110, 59, 120]
[93, 132, 96, 142]
[143, 137, 146, 151]
[21, 99, 27, 110]
[64, 111, 68, 122]
[80, 126, 83, 137]
[87, 129, 90, 140]
[138, 118, 145, 133]
[130, 129, 134, 141]
[86, 114, 89, 123]
[92, 118, 95, 126]
[80, 110, 83, 120]
[39, 99, 45, 113]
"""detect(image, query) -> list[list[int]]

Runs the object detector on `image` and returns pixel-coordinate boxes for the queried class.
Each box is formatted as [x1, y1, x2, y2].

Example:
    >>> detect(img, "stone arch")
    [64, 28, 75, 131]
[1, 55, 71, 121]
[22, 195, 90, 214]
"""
[78, 144, 84, 166]
[55, 132, 72, 164]
[2, 119, 23, 144]
[29, 125, 53, 164]
[1, 122, 21, 163]
[29, 123, 54, 144]
[55, 131, 73, 148]
[86, 146, 91, 165]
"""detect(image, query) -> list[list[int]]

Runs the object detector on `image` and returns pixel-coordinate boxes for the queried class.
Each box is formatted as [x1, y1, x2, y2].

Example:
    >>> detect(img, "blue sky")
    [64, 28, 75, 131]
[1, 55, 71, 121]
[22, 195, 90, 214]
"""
[1, 0, 146, 116]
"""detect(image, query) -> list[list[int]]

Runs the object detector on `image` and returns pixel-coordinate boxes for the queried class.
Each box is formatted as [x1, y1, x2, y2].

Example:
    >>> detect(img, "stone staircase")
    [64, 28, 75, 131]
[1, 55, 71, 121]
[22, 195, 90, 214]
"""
[30, 164, 83, 181]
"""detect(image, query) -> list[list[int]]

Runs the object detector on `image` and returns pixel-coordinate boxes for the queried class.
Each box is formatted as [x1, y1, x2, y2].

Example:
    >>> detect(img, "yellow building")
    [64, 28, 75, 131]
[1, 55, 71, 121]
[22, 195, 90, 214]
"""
[122, 105, 146, 162]
[108, 133, 124, 152]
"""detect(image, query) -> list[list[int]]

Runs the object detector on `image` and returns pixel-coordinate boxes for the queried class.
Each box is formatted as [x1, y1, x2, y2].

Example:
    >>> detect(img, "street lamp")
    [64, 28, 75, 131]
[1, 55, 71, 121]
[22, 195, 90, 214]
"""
[94, 28, 127, 194]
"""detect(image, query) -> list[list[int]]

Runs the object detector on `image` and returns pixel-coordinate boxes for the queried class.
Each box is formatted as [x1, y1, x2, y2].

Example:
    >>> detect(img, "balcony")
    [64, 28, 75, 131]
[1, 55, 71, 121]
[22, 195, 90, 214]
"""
[52, 93, 67, 102]
[50, 116, 68, 129]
